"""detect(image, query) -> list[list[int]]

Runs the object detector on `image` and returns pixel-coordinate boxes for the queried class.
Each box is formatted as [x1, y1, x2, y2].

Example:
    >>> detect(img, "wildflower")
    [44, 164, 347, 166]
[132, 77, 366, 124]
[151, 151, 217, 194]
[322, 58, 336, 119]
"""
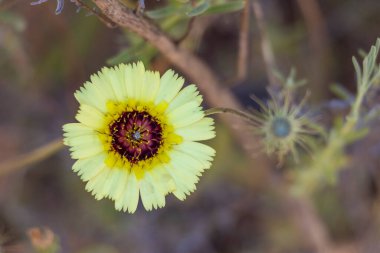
[249, 92, 317, 165]
[63, 62, 215, 213]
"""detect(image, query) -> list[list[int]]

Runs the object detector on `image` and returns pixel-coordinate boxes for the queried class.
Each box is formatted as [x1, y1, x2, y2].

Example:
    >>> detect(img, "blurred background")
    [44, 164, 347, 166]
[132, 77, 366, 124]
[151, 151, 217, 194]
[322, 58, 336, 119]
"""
[1, 0, 380, 252]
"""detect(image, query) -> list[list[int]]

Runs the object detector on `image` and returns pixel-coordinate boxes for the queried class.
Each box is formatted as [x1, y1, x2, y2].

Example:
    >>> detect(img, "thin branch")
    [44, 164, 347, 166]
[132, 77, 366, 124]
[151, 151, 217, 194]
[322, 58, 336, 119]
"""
[296, 0, 328, 53]
[205, 107, 257, 123]
[286, 195, 335, 253]
[252, 0, 278, 91]
[296, 0, 330, 100]
[236, 0, 251, 81]
[0, 139, 64, 177]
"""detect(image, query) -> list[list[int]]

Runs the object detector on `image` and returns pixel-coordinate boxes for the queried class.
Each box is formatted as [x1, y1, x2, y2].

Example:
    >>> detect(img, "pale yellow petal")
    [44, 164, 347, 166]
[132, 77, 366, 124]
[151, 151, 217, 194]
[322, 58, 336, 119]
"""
[167, 84, 202, 113]
[65, 134, 100, 148]
[140, 70, 160, 102]
[85, 168, 112, 200]
[175, 141, 215, 168]
[74, 81, 108, 113]
[130, 62, 145, 101]
[100, 169, 127, 200]
[63, 123, 96, 146]
[73, 153, 106, 180]
[163, 151, 202, 200]
[139, 171, 165, 210]
[74, 71, 117, 113]
[120, 173, 140, 213]
[69, 141, 103, 159]
[168, 101, 204, 128]
[75, 104, 105, 129]
[155, 69, 184, 104]
[101, 64, 127, 102]
[164, 164, 191, 201]
[149, 165, 176, 195]
[90, 71, 116, 100]
[175, 117, 215, 141]
[125, 63, 137, 100]
[108, 169, 129, 201]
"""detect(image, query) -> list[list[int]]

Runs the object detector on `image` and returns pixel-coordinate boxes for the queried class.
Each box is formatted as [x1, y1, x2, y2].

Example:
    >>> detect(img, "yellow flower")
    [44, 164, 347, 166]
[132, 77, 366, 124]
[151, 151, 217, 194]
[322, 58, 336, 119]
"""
[63, 62, 215, 213]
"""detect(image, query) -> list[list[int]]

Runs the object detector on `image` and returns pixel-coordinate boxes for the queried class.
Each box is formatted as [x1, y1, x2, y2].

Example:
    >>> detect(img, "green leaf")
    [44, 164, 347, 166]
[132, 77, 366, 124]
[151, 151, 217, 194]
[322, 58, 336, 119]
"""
[186, 0, 210, 17]
[107, 43, 157, 65]
[352, 56, 361, 87]
[204, 0, 244, 15]
[107, 48, 136, 65]
[364, 106, 380, 123]
[330, 84, 353, 101]
[344, 127, 369, 144]
[146, 5, 182, 19]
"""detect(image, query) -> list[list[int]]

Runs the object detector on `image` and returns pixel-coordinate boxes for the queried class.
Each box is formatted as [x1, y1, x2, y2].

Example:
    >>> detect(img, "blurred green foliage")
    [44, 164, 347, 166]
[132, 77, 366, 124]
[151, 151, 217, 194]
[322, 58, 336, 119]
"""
[108, 0, 243, 66]
[145, 0, 243, 19]
[293, 39, 380, 195]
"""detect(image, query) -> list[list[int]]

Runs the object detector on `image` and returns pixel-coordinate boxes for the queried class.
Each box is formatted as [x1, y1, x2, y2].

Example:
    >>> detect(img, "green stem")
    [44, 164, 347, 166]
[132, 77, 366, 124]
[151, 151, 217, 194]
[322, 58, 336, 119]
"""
[205, 107, 257, 122]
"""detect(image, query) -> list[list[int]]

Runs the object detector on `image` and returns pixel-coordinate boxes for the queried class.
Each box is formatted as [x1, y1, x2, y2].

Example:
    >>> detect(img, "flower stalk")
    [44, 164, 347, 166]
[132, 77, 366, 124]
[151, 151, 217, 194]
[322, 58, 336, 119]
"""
[205, 107, 257, 122]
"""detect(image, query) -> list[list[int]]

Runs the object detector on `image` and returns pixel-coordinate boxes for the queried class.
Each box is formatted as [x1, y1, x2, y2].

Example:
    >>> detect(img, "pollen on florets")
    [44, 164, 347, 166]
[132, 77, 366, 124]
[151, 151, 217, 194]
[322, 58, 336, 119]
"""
[109, 110, 163, 164]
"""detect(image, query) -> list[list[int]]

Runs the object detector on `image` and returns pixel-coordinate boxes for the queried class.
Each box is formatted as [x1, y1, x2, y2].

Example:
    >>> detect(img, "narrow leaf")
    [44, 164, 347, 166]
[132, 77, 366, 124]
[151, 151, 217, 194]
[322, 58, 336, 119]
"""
[204, 0, 244, 15]
[330, 84, 354, 101]
[352, 56, 362, 88]
[186, 0, 210, 17]
[107, 48, 136, 65]
[146, 5, 182, 19]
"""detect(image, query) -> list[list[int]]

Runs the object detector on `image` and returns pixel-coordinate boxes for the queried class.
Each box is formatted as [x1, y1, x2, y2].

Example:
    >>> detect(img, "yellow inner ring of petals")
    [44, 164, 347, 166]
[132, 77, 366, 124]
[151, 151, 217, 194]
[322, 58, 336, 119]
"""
[98, 99, 183, 179]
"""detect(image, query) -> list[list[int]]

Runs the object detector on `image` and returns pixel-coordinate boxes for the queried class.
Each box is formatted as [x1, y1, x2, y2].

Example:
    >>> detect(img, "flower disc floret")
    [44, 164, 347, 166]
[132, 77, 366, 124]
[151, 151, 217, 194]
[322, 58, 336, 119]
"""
[270, 117, 292, 138]
[109, 110, 163, 163]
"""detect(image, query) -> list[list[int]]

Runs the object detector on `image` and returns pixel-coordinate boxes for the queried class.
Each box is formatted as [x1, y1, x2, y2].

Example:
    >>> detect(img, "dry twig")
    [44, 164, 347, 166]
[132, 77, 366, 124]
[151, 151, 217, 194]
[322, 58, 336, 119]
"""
[296, 0, 331, 100]
[236, 0, 251, 81]
[252, 0, 278, 90]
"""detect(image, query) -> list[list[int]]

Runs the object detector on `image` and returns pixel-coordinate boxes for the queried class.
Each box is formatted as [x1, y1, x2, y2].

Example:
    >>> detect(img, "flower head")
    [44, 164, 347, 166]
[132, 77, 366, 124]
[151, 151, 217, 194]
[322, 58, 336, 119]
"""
[63, 62, 215, 213]
[249, 91, 317, 165]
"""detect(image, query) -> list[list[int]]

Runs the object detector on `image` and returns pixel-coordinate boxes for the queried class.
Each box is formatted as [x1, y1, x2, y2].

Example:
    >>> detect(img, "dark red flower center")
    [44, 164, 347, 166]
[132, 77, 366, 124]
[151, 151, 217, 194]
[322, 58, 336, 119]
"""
[109, 111, 163, 163]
